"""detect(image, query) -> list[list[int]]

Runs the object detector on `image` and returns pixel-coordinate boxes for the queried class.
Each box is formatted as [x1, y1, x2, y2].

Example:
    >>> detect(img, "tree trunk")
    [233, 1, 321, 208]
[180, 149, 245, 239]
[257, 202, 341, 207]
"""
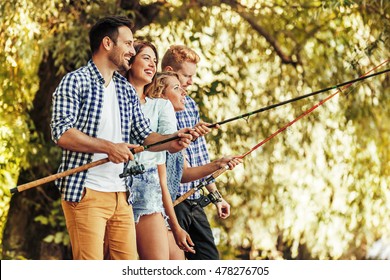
[2, 53, 71, 260]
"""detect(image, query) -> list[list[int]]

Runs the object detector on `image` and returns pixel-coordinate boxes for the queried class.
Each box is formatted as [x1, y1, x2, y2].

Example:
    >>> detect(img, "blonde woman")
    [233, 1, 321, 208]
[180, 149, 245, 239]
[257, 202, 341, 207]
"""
[145, 72, 242, 259]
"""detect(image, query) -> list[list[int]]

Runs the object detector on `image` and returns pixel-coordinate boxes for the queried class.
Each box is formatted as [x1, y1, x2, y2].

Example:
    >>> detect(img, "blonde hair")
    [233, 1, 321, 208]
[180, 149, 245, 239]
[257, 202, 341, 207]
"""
[144, 71, 180, 98]
[161, 45, 200, 71]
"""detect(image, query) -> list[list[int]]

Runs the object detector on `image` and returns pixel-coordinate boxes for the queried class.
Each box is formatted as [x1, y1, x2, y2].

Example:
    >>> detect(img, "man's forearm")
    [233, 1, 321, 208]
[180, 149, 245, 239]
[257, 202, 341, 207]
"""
[57, 128, 114, 154]
[205, 182, 218, 193]
[143, 132, 175, 152]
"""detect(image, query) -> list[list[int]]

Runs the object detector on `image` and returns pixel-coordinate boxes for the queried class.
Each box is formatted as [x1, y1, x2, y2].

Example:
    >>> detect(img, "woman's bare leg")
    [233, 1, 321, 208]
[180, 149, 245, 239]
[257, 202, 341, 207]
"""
[136, 213, 170, 260]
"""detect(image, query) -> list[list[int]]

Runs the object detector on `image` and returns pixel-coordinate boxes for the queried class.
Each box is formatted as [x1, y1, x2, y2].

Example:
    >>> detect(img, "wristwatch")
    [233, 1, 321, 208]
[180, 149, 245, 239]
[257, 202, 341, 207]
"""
[209, 190, 223, 204]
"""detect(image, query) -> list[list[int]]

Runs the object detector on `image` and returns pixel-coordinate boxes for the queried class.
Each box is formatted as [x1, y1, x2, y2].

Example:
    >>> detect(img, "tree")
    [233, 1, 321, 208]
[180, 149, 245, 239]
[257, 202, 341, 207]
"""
[1, 0, 389, 259]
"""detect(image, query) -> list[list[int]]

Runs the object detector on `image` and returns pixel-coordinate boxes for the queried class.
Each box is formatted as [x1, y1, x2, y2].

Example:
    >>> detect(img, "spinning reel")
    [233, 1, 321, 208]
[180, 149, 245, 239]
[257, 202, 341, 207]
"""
[119, 161, 145, 178]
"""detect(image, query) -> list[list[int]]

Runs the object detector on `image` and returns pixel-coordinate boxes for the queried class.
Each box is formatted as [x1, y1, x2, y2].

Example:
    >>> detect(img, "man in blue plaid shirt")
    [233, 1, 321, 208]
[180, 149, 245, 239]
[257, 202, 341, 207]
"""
[162, 45, 231, 260]
[50, 16, 196, 260]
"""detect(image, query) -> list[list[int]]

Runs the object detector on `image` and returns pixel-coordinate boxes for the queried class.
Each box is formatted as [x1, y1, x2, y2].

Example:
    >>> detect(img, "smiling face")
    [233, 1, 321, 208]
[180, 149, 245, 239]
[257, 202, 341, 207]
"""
[127, 46, 157, 87]
[162, 75, 187, 112]
[107, 26, 136, 72]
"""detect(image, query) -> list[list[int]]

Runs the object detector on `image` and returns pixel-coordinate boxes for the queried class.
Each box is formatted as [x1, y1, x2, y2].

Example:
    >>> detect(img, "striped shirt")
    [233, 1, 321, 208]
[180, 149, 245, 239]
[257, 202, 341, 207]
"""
[175, 95, 215, 199]
[50, 60, 152, 202]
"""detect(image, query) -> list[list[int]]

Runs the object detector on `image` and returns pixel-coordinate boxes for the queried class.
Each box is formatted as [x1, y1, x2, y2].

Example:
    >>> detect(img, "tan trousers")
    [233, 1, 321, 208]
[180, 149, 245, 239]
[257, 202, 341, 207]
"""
[61, 187, 137, 260]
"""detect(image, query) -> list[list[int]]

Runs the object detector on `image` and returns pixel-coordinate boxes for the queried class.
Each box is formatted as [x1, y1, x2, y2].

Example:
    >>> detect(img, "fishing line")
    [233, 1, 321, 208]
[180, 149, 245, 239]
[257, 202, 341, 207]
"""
[173, 60, 389, 206]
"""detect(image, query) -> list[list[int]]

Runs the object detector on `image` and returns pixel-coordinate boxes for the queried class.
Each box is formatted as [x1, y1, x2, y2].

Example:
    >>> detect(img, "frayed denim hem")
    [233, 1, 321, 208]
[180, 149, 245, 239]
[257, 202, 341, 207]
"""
[134, 210, 168, 224]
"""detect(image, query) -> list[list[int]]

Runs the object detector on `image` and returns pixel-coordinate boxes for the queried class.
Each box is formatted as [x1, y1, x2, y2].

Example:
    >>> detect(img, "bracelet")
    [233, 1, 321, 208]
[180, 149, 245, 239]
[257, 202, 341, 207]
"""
[209, 190, 223, 204]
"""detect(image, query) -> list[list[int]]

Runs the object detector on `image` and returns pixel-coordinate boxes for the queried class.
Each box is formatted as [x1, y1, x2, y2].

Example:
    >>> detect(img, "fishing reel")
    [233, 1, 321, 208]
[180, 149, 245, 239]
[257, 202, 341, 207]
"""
[119, 161, 145, 178]
[198, 189, 223, 208]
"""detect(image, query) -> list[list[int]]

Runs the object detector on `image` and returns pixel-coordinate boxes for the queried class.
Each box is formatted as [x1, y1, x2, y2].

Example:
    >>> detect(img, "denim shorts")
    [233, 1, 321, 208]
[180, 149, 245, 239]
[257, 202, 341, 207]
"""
[129, 166, 166, 224]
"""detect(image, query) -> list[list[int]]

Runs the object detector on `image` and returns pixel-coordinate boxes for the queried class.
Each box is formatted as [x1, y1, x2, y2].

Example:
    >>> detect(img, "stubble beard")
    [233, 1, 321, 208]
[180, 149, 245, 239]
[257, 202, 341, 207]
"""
[108, 49, 130, 73]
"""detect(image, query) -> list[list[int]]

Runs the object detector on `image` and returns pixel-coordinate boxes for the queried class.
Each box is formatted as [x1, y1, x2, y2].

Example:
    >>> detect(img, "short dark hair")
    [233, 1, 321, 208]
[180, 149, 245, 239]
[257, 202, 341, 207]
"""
[89, 15, 133, 54]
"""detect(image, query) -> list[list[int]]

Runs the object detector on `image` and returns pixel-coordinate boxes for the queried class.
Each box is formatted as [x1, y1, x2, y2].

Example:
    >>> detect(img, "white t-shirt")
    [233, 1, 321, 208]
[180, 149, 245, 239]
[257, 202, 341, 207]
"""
[134, 97, 177, 168]
[84, 79, 126, 192]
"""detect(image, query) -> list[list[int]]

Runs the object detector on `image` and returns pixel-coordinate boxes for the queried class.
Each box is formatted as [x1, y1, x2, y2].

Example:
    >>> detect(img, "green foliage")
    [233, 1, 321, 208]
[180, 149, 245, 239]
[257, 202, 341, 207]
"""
[34, 200, 70, 247]
[0, 0, 120, 257]
[0, 0, 44, 253]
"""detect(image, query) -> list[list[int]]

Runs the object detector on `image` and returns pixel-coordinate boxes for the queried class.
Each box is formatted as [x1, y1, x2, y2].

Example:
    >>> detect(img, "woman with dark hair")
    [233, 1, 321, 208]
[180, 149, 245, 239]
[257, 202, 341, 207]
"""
[125, 41, 195, 259]
[125, 41, 241, 259]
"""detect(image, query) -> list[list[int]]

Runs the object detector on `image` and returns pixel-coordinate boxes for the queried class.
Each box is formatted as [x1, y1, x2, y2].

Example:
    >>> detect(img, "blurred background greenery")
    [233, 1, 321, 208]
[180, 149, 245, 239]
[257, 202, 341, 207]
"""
[0, 0, 389, 260]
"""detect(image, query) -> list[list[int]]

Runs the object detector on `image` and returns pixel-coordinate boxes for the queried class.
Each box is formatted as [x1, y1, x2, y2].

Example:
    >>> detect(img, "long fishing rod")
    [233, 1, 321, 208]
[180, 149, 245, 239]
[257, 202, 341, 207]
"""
[10, 146, 144, 194]
[11, 128, 206, 194]
[173, 60, 389, 207]
[10, 130, 203, 194]
[116, 67, 390, 150]
[11, 65, 389, 195]
[210, 68, 390, 127]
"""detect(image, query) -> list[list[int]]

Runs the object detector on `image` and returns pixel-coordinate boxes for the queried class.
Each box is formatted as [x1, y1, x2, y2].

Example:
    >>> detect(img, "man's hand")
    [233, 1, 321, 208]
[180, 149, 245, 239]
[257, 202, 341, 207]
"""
[168, 127, 198, 153]
[106, 143, 139, 163]
[57, 128, 140, 163]
[214, 156, 243, 170]
[193, 121, 220, 137]
[215, 198, 230, 219]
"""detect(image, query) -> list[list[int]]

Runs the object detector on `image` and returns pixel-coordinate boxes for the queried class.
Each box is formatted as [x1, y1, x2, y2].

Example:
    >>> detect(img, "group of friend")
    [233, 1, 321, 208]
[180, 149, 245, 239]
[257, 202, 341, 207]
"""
[50, 15, 241, 260]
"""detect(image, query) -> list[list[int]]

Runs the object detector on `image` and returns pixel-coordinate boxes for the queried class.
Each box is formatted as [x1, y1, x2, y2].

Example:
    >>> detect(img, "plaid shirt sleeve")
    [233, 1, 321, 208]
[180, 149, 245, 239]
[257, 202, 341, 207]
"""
[50, 72, 81, 143]
[129, 94, 152, 144]
[175, 96, 215, 198]
[50, 65, 99, 202]
[117, 77, 152, 144]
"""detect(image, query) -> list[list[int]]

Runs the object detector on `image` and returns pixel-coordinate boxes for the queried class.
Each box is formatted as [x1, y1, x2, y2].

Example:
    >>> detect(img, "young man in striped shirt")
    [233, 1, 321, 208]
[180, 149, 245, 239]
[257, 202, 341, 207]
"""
[162, 45, 230, 260]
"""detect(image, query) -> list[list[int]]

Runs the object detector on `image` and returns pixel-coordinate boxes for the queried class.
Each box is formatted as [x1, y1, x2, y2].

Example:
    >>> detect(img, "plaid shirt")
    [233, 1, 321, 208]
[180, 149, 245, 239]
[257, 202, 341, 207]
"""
[51, 60, 152, 202]
[176, 95, 215, 199]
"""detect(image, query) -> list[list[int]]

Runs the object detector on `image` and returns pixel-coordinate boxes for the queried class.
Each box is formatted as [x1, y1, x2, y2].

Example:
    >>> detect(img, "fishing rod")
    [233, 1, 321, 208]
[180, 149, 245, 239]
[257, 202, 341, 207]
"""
[107, 68, 390, 152]
[11, 65, 389, 195]
[11, 128, 206, 194]
[173, 60, 389, 207]
[209, 68, 390, 127]
[10, 129, 202, 194]
[10, 146, 143, 194]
